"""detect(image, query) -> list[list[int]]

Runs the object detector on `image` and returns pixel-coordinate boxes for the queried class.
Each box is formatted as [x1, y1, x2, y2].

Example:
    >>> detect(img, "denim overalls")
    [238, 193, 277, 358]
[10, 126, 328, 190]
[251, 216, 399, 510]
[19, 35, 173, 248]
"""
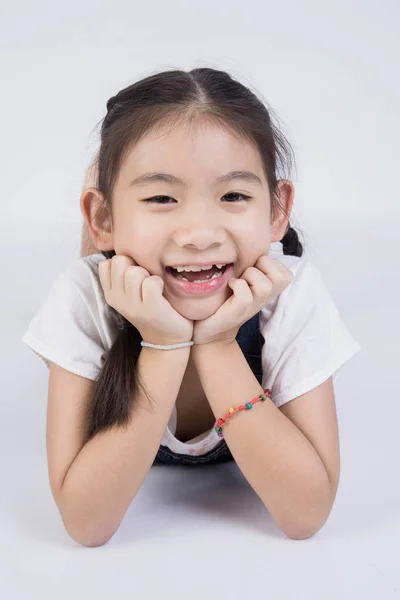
[130, 312, 265, 466]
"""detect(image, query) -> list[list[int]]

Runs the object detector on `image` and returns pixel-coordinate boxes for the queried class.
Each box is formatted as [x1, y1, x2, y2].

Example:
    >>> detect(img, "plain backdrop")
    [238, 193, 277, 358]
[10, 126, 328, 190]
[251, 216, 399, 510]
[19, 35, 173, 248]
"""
[1, 0, 399, 598]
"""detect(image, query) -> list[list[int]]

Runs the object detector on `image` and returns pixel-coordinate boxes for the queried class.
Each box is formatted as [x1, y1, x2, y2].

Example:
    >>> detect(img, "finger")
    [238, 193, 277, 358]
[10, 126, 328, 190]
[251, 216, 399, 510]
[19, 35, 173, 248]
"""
[227, 278, 253, 315]
[125, 264, 151, 303]
[141, 275, 164, 305]
[256, 255, 292, 279]
[239, 267, 273, 306]
[241, 266, 272, 290]
[111, 255, 135, 293]
[255, 256, 294, 293]
[98, 258, 111, 292]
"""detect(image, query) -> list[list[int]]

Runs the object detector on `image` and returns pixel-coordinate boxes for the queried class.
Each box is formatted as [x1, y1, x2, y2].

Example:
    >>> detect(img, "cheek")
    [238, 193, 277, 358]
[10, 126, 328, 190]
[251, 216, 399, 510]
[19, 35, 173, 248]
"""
[235, 244, 270, 278]
[238, 210, 270, 239]
[242, 234, 271, 263]
[114, 224, 164, 269]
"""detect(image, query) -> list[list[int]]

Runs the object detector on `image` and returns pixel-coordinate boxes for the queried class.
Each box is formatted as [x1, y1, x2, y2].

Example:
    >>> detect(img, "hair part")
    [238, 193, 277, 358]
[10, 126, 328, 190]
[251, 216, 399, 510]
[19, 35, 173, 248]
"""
[84, 67, 304, 444]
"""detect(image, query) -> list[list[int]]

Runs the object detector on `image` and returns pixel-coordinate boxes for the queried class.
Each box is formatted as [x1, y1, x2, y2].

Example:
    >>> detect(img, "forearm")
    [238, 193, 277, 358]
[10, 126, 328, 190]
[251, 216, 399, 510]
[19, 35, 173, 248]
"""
[60, 345, 190, 546]
[192, 340, 333, 540]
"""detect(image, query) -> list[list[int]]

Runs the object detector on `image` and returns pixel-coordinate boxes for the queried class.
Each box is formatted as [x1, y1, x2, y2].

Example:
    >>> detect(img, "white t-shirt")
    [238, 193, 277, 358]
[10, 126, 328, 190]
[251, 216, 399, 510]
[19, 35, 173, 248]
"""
[21, 242, 361, 457]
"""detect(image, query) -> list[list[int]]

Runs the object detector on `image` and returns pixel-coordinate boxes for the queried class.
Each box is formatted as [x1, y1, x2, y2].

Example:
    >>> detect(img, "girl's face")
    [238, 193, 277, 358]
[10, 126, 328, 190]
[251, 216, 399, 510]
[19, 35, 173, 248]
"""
[105, 119, 289, 321]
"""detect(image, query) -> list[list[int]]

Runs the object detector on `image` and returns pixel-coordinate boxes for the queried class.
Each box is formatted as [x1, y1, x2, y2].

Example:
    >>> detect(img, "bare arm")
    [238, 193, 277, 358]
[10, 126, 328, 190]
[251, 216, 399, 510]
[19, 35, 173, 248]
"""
[192, 340, 337, 540]
[58, 345, 190, 547]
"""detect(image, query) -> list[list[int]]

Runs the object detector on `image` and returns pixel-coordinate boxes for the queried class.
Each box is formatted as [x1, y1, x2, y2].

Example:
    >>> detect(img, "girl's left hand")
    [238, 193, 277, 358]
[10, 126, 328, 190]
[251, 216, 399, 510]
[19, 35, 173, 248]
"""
[192, 255, 294, 346]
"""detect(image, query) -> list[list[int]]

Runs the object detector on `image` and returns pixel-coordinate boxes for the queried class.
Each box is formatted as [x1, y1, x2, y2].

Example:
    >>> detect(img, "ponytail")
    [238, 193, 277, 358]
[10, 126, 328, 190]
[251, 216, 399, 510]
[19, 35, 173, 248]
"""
[280, 224, 303, 257]
[83, 249, 148, 444]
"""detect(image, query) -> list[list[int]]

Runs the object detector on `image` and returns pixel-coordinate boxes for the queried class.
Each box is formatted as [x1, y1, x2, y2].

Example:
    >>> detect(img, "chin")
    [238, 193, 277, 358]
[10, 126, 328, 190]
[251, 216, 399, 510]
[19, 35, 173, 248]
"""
[170, 294, 227, 321]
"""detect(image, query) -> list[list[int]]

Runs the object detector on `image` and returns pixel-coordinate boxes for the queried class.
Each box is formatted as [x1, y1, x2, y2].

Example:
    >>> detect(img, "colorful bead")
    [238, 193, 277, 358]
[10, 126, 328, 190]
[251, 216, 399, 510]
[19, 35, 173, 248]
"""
[215, 389, 273, 435]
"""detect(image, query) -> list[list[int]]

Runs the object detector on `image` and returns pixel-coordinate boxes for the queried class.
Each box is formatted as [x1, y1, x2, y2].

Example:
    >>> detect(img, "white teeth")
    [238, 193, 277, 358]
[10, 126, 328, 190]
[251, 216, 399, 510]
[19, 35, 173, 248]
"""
[173, 263, 227, 273]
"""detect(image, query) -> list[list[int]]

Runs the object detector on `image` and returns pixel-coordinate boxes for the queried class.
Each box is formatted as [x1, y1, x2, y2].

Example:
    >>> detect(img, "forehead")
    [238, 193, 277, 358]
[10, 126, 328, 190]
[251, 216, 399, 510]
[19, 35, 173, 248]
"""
[120, 118, 266, 184]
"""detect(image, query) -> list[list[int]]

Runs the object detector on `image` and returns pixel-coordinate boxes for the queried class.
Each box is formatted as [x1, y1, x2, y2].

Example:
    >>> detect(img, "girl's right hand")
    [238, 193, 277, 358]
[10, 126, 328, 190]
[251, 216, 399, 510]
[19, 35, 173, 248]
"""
[99, 254, 194, 346]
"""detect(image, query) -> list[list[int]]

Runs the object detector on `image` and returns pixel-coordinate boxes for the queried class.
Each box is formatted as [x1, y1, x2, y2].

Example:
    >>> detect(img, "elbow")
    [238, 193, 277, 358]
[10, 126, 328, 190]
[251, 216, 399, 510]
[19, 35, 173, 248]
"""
[75, 535, 113, 548]
[275, 496, 334, 541]
[281, 480, 336, 540]
[280, 506, 332, 540]
[59, 500, 117, 547]
[64, 519, 116, 547]
[57, 489, 120, 547]
[283, 522, 324, 540]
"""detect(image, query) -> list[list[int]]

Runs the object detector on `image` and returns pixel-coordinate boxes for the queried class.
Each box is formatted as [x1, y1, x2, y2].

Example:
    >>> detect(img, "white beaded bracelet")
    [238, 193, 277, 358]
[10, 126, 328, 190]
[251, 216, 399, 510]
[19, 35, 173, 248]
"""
[140, 341, 194, 350]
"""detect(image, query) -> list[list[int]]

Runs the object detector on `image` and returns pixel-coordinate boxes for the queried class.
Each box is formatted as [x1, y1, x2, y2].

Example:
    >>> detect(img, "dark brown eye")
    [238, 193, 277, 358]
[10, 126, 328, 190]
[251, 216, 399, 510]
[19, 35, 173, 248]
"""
[143, 196, 175, 204]
[222, 193, 251, 202]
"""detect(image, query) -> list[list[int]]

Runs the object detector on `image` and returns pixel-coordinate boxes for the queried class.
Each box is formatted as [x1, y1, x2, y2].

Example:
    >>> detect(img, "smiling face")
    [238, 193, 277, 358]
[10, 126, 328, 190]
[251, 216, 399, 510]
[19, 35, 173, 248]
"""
[82, 116, 293, 320]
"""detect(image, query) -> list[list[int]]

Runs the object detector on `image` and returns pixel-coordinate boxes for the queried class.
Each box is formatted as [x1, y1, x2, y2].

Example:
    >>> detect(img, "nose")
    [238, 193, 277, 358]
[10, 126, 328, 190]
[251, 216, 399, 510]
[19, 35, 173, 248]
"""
[172, 224, 228, 251]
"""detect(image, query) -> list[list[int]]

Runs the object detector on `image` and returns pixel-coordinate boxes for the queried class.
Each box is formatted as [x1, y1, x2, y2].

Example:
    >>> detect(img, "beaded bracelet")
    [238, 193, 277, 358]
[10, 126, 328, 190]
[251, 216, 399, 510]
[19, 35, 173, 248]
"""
[215, 389, 271, 438]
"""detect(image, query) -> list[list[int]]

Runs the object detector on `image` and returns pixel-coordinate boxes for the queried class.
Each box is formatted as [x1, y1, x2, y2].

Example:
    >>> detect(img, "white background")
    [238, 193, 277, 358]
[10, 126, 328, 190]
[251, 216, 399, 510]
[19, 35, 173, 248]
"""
[1, 0, 399, 597]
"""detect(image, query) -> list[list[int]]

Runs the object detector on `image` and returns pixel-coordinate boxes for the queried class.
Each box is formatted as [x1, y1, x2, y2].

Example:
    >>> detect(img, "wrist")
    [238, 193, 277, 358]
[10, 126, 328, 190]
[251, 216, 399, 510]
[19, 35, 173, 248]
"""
[192, 338, 236, 352]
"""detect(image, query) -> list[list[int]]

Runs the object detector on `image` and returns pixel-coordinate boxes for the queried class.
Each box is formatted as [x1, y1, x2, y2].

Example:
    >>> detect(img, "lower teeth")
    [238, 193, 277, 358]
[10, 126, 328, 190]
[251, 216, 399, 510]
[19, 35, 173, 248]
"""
[175, 270, 223, 283]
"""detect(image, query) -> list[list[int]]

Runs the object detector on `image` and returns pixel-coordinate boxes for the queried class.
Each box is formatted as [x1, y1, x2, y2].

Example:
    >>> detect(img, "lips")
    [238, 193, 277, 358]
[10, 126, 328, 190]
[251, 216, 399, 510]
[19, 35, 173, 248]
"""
[165, 263, 234, 296]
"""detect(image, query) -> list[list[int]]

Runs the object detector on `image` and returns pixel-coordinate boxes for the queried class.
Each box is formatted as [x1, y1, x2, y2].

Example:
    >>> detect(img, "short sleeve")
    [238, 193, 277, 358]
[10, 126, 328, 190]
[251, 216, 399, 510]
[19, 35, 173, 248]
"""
[261, 259, 361, 407]
[21, 269, 106, 381]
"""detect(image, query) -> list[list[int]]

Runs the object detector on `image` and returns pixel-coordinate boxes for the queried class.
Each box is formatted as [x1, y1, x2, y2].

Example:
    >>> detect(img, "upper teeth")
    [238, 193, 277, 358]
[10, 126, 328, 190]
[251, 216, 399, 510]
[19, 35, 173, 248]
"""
[173, 263, 227, 273]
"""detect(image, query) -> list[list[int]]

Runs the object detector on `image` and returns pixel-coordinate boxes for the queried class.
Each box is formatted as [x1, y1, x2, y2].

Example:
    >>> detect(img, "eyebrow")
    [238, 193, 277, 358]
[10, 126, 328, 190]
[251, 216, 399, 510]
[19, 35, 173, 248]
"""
[129, 170, 263, 188]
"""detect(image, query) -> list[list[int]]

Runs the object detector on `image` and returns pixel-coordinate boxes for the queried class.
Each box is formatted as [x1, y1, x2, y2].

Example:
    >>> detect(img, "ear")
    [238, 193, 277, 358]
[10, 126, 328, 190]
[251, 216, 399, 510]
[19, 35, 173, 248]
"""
[271, 180, 295, 243]
[80, 187, 114, 251]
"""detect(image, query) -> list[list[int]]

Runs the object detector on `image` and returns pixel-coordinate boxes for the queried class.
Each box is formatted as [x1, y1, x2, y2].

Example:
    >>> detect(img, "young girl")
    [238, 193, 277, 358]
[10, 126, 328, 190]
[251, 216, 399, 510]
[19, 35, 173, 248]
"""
[21, 67, 360, 546]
